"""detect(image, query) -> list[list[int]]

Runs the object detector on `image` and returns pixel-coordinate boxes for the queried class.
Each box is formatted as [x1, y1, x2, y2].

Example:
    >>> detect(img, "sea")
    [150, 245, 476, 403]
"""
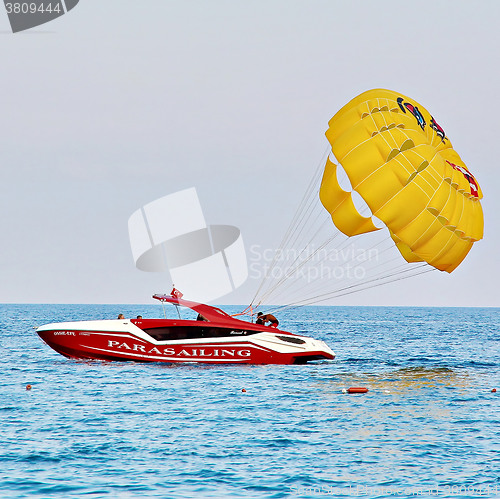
[0, 304, 498, 499]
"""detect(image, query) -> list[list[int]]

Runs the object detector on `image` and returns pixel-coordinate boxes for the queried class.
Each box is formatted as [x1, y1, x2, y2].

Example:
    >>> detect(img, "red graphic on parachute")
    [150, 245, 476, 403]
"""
[397, 97, 426, 130]
[446, 161, 479, 198]
[430, 116, 447, 142]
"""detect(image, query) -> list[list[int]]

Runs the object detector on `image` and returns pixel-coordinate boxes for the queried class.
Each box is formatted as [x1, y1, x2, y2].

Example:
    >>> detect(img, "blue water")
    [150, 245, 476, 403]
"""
[1, 304, 499, 498]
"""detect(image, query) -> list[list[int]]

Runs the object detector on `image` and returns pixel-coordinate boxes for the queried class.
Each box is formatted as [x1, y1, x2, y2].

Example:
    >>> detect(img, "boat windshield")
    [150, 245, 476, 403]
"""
[143, 326, 258, 341]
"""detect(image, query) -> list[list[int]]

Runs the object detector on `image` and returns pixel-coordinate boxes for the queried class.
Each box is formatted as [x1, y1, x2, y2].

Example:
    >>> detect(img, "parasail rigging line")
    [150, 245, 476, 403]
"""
[249, 147, 329, 307]
[260, 238, 414, 309]
[250, 151, 411, 308]
[264, 264, 435, 315]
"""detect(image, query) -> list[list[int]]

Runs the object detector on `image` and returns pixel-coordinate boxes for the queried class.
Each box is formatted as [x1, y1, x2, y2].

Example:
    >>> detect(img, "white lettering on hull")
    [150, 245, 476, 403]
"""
[107, 340, 251, 358]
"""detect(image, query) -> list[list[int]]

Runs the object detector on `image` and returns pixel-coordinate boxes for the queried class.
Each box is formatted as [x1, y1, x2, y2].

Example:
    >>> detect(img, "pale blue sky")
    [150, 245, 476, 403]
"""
[1, 1, 498, 306]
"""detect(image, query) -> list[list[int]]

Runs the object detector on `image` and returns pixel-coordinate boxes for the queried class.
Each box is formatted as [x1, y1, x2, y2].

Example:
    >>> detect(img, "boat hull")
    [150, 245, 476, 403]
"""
[37, 320, 335, 365]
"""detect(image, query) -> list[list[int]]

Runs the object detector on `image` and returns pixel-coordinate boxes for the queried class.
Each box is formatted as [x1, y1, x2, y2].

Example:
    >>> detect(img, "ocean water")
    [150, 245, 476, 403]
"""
[0, 304, 498, 499]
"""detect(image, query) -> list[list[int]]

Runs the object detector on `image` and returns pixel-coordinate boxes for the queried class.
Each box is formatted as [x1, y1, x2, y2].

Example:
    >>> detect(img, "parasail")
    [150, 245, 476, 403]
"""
[320, 88, 483, 273]
[250, 89, 484, 312]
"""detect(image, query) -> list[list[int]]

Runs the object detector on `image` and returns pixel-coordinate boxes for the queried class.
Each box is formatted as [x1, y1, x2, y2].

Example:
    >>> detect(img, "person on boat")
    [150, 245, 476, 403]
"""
[117, 314, 125, 319]
[196, 313, 207, 321]
[256, 312, 279, 328]
[136, 315, 142, 319]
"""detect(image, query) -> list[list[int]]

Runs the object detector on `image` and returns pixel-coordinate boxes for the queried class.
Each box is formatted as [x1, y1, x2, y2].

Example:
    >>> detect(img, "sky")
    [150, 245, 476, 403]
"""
[1, 0, 499, 307]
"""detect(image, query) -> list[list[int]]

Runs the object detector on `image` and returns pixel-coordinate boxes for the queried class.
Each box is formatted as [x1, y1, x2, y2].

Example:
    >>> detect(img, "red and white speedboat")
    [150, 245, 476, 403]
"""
[36, 294, 335, 365]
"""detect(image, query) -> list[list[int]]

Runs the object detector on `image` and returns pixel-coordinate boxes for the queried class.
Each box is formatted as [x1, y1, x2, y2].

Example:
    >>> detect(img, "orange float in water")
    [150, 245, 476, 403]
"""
[26, 385, 32, 390]
[347, 387, 368, 394]
[492, 388, 497, 393]
[241, 388, 247, 393]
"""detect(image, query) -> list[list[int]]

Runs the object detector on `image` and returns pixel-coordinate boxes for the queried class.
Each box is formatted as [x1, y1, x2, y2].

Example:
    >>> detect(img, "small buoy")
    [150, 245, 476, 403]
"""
[241, 388, 246, 393]
[341, 388, 347, 394]
[26, 384, 32, 391]
[347, 387, 369, 394]
[384, 390, 390, 394]
[492, 388, 497, 393]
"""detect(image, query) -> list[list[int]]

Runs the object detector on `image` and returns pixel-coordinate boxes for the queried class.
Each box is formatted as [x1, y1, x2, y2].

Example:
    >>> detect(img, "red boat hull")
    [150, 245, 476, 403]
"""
[36, 297, 335, 365]
[38, 329, 333, 364]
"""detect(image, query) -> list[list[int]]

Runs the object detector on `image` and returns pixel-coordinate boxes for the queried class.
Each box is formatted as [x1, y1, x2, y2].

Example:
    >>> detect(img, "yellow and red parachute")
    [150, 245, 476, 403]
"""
[320, 89, 483, 273]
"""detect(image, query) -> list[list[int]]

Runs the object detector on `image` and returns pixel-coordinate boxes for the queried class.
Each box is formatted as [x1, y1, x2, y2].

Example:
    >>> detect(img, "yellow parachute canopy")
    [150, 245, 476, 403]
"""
[320, 89, 483, 273]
